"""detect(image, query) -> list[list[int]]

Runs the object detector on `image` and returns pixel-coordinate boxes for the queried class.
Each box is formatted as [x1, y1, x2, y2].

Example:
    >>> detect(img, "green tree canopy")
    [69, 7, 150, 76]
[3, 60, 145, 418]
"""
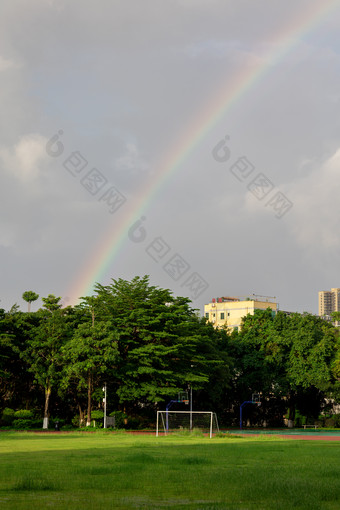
[20, 295, 73, 428]
[62, 294, 119, 426]
[94, 276, 229, 409]
[232, 309, 339, 426]
[22, 291, 39, 312]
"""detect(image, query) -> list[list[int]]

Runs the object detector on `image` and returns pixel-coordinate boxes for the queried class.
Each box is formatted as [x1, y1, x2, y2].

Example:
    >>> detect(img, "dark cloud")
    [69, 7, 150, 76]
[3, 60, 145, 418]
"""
[1, 0, 340, 313]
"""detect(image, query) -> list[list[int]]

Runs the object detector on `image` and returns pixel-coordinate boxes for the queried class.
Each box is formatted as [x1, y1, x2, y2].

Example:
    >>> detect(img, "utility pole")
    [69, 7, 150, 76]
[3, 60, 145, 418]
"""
[103, 383, 107, 429]
[190, 385, 193, 431]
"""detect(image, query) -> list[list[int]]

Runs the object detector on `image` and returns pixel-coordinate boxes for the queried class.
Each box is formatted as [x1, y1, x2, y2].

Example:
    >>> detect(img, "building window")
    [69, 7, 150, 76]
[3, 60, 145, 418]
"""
[220, 313, 225, 320]
[205, 313, 209, 318]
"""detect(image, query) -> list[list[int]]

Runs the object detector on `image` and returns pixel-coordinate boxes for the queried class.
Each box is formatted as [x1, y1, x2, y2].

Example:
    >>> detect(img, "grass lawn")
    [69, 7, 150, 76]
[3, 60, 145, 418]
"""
[0, 431, 339, 509]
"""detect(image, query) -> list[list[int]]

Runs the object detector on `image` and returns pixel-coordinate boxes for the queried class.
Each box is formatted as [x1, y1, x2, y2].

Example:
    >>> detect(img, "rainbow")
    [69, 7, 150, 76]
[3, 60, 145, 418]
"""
[66, 0, 339, 305]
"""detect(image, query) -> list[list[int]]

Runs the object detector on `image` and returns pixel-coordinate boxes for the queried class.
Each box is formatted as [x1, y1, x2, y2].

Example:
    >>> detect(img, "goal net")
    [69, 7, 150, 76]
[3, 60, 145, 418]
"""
[156, 411, 219, 438]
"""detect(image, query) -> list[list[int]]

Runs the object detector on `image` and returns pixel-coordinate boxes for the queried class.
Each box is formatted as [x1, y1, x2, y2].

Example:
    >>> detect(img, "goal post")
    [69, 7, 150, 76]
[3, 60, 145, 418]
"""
[156, 411, 219, 438]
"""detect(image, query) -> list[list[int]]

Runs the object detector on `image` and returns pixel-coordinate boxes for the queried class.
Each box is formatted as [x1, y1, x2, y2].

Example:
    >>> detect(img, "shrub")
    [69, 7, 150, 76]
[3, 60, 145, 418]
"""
[91, 410, 104, 420]
[331, 414, 340, 427]
[61, 424, 75, 431]
[1, 408, 15, 425]
[109, 411, 127, 429]
[124, 417, 142, 430]
[325, 417, 335, 428]
[72, 415, 81, 428]
[31, 419, 44, 428]
[93, 422, 103, 428]
[12, 419, 34, 430]
[11, 418, 42, 430]
[14, 410, 34, 419]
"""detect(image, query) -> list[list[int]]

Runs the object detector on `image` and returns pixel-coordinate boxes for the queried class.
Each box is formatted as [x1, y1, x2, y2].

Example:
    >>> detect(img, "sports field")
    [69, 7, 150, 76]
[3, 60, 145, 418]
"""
[226, 428, 340, 440]
[0, 431, 339, 510]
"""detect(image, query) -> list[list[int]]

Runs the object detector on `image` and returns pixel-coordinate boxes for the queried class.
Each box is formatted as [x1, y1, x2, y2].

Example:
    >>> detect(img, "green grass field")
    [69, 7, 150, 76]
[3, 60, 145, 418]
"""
[0, 431, 339, 510]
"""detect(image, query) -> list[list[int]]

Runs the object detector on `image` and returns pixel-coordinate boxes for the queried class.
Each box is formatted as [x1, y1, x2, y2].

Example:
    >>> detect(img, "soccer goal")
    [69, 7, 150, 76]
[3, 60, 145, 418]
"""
[156, 411, 219, 438]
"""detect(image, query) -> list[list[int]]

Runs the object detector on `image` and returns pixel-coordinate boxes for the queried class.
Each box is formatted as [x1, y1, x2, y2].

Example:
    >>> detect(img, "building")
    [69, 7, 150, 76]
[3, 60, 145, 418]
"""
[204, 295, 278, 331]
[319, 288, 340, 326]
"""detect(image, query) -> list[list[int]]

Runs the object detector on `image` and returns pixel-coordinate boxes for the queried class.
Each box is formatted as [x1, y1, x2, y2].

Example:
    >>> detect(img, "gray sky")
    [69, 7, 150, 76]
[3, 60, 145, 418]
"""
[1, 0, 340, 314]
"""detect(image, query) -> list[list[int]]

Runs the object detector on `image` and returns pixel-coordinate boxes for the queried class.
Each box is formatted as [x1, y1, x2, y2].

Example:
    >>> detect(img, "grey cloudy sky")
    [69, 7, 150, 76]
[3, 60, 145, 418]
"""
[1, 0, 340, 314]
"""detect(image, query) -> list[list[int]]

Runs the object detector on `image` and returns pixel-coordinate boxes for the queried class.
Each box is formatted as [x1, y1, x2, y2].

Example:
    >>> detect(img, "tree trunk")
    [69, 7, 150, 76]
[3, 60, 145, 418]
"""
[43, 385, 51, 429]
[86, 371, 92, 426]
[78, 404, 84, 427]
[288, 392, 295, 428]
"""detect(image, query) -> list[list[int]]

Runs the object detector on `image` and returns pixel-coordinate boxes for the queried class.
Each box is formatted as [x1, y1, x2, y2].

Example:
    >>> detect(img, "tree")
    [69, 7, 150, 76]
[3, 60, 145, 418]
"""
[331, 311, 340, 327]
[232, 309, 339, 427]
[22, 291, 39, 312]
[62, 296, 118, 426]
[63, 321, 118, 426]
[285, 313, 338, 423]
[42, 294, 61, 312]
[0, 308, 9, 379]
[94, 276, 228, 414]
[0, 307, 40, 411]
[227, 309, 290, 426]
[20, 295, 72, 428]
[191, 319, 231, 416]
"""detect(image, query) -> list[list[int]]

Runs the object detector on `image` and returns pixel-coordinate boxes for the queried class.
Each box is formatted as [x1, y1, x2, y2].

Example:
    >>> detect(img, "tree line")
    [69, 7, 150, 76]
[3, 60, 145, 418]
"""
[1, 276, 339, 429]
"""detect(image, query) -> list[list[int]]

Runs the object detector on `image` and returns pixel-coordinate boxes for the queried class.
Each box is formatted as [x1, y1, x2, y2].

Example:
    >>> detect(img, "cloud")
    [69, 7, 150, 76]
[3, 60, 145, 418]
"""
[288, 148, 340, 251]
[0, 55, 20, 72]
[0, 224, 16, 248]
[0, 134, 48, 182]
[242, 146, 340, 253]
[115, 142, 149, 173]
[0, 0, 340, 314]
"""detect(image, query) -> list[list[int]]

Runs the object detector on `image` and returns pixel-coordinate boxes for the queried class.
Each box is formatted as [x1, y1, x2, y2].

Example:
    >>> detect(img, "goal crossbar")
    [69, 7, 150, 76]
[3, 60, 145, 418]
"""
[156, 411, 219, 438]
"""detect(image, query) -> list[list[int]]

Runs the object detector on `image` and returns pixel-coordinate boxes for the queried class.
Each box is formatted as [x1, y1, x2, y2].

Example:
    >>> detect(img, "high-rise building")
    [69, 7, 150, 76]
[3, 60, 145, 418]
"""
[319, 288, 340, 326]
[204, 295, 277, 332]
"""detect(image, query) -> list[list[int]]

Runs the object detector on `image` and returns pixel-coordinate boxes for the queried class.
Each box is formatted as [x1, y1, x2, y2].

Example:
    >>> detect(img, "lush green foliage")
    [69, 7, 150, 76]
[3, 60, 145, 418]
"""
[21, 291, 39, 313]
[1, 277, 230, 428]
[0, 278, 339, 429]
[229, 310, 339, 425]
